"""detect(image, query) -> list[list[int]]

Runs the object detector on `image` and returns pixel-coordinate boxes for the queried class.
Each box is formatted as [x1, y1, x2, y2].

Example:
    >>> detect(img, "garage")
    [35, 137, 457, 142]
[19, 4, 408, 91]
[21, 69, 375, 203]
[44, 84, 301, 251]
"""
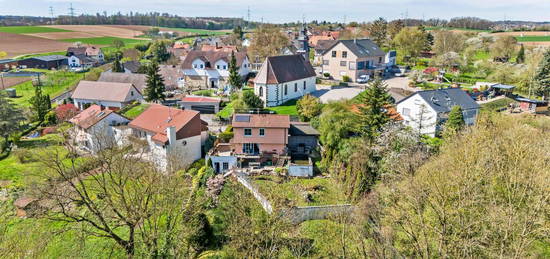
[191, 104, 217, 114]
[178, 96, 221, 114]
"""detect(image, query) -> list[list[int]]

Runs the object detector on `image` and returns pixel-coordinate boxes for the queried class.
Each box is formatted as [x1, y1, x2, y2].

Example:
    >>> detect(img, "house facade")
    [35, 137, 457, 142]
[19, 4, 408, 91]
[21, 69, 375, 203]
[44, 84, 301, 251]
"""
[254, 55, 317, 107]
[71, 81, 143, 110]
[68, 54, 97, 69]
[396, 88, 480, 136]
[67, 46, 104, 63]
[181, 50, 250, 90]
[128, 104, 203, 171]
[69, 105, 130, 153]
[321, 39, 386, 82]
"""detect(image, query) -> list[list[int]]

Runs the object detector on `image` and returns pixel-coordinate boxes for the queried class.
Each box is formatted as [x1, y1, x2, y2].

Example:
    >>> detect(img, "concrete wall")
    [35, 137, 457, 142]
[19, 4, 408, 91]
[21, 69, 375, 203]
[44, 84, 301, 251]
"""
[235, 173, 273, 214]
[288, 164, 313, 177]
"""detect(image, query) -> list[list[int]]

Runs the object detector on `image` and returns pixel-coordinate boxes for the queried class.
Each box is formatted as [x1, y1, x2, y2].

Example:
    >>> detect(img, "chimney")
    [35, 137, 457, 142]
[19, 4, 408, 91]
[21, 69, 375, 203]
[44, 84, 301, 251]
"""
[167, 126, 176, 146]
[354, 38, 357, 44]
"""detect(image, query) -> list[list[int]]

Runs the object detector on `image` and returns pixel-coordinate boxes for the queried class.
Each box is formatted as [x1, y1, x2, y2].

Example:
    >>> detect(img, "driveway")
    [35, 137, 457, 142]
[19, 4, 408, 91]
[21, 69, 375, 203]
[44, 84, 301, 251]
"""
[383, 76, 418, 92]
[311, 85, 363, 103]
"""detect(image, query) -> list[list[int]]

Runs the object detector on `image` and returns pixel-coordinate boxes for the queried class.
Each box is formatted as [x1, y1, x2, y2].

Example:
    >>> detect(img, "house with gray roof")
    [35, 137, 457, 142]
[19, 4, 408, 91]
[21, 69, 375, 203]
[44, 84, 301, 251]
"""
[18, 55, 68, 70]
[396, 88, 480, 136]
[321, 39, 386, 82]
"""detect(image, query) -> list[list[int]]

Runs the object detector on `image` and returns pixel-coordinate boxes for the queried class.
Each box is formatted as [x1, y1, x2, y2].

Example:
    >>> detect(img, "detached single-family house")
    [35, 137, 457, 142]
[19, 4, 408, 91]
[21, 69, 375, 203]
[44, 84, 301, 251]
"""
[68, 54, 98, 69]
[123, 61, 142, 73]
[313, 40, 337, 66]
[98, 72, 147, 93]
[321, 39, 386, 82]
[67, 46, 104, 63]
[69, 104, 130, 152]
[128, 104, 204, 171]
[254, 54, 317, 107]
[71, 81, 143, 110]
[396, 88, 480, 136]
[159, 65, 184, 90]
[181, 50, 250, 90]
[18, 55, 68, 70]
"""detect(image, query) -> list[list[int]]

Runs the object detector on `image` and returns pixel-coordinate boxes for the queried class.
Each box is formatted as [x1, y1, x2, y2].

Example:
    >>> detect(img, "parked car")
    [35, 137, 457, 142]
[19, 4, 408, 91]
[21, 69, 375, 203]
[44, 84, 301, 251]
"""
[356, 75, 370, 84]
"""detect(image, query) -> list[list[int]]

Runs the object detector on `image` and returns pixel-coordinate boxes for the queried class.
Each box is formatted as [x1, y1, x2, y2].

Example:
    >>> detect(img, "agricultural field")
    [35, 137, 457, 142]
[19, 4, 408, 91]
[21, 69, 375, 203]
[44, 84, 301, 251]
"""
[164, 27, 229, 36]
[0, 26, 71, 34]
[44, 25, 147, 39]
[425, 26, 491, 33]
[0, 32, 73, 58]
[59, 36, 148, 46]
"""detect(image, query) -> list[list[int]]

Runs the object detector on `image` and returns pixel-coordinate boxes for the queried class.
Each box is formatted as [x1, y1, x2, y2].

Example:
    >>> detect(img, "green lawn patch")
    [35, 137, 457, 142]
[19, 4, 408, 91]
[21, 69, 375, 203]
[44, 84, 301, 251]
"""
[251, 175, 348, 207]
[60, 36, 148, 46]
[480, 97, 516, 112]
[122, 103, 150, 119]
[216, 102, 234, 119]
[473, 51, 490, 61]
[515, 36, 550, 42]
[267, 99, 298, 116]
[8, 71, 84, 107]
[192, 89, 215, 96]
[0, 26, 72, 34]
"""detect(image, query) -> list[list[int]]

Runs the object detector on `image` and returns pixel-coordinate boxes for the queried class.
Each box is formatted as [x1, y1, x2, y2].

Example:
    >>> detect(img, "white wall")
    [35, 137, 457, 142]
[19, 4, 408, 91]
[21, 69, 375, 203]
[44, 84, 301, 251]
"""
[140, 130, 202, 172]
[397, 96, 438, 137]
[208, 155, 238, 174]
[255, 76, 316, 107]
[68, 56, 81, 67]
[192, 58, 206, 69]
[75, 113, 130, 152]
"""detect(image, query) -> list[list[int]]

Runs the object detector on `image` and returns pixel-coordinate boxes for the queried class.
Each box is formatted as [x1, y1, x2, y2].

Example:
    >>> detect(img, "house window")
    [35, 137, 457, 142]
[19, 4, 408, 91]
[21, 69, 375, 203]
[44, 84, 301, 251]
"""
[342, 51, 347, 58]
[323, 60, 329, 65]
[216, 65, 220, 69]
[223, 65, 227, 69]
[193, 64, 197, 68]
[349, 61, 356, 70]
[357, 61, 365, 70]
[303, 81, 306, 90]
[379, 57, 383, 63]
[294, 83, 298, 92]
[284, 85, 288, 95]
[244, 128, 252, 136]
[222, 162, 229, 170]
[130, 91, 134, 96]
[259, 86, 263, 97]
[242, 143, 258, 154]
[259, 128, 265, 136]
[340, 61, 347, 67]
[402, 108, 411, 116]
[331, 51, 337, 57]
[200, 64, 204, 69]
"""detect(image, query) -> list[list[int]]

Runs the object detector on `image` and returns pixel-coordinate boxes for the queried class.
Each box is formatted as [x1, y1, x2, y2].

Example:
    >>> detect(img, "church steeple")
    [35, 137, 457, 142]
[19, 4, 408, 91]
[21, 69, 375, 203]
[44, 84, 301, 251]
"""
[296, 22, 309, 60]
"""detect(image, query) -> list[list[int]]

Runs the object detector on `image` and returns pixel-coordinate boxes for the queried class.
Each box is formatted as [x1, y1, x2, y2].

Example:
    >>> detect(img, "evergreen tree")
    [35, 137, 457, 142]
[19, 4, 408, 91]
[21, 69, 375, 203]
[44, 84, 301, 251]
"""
[534, 49, 550, 98]
[112, 51, 124, 73]
[233, 26, 244, 40]
[228, 51, 242, 90]
[516, 44, 525, 64]
[29, 84, 51, 121]
[445, 105, 465, 133]
[357, 79, 393, 139]
[242, 91, 263, 108]
[148, 41, 170, 62]
[0, 92, 25, 150]
[144, 62, 166, 103]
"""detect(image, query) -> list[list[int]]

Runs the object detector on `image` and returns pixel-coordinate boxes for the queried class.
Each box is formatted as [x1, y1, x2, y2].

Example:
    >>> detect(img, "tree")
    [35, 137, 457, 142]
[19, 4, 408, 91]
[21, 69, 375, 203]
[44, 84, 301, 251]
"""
[112, 39, 125, 49]
[233, 25, 244, 40]
[516, 44, 525, 63]
[29, 84, 51, 121]
[0, 92, 25, 150]
[445, 105, 465, 132]
[296, 94, 322, 122]
[356, 79, 393, 139]
[433, 30, 465, 55]
[248, 25, 290, 63]
[490, 35, 517, 61]
[242, 91, 263, 109]
[533, 48, 550, 98]
[112, 51, 125, 72]
[368, 17, 388, 47]
[418, 25, 433, 51]
[431, 51, 465, 70]
[147, 41, 170, 62]
[387, 20, 404, 42]
[393, 27, 428, 62]
[0, 51, 6, 59]
[144, 62, 166, 103]
[227, 51, 242, 90]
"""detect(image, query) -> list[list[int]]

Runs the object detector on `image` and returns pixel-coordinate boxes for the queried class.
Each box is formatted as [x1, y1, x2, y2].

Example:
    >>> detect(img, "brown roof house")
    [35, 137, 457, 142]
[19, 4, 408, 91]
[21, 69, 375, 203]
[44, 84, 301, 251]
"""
[254, 54, 317, 107]
[69, 104, 130, 153]
[128, 104, 205, 171]
[71, 81, 143, 110]
[159, 65, 185, 90]
[181, 50, 250, 91]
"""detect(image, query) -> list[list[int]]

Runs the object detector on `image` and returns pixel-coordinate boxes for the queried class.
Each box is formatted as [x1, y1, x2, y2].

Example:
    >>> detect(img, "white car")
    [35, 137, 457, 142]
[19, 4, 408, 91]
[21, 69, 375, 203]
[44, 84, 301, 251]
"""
[356, 75, 370, 84]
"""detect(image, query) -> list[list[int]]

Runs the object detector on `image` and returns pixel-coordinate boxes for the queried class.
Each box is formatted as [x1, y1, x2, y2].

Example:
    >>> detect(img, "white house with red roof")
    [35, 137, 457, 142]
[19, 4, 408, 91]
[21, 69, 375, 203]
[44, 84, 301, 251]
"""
[128, 104, 205, 171]
[69, 104, 130, 152]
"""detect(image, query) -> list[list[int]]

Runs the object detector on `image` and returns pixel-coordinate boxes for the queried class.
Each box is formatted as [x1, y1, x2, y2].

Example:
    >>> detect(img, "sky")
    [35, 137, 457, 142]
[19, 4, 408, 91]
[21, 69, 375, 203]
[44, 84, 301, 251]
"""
[1, 0, 549, 23]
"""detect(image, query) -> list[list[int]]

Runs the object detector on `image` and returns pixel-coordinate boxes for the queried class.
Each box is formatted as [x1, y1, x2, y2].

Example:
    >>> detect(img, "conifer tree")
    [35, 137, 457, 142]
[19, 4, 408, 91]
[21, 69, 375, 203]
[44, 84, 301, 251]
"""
[516, 44, 525, 64]
[534, 49, 550, 98]
[112, 51, 124, 72]
[144, 62, 166, 103]
[445, 105, 465, 133]
[29, 84, 51, 121]
[357, 79, 393, 139]
[228, 51, 242, 90]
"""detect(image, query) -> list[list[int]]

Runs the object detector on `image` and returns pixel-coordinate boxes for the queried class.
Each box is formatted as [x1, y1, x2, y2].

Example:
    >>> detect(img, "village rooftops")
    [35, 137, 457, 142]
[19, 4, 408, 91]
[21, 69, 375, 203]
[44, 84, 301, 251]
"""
[232, 114, 291, 128]
[98, 72, 147, 93]
[129, 104, 202, 144]
[69, 104, 121, 130]
[181, 50, 247, 70]
[254, 54, 316, 85]
[72, 81, 142, 102]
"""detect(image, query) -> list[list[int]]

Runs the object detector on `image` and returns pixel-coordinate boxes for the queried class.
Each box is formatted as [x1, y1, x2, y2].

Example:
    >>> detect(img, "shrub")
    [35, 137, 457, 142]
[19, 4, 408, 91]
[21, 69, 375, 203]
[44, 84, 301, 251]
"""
[44, 110, 57, 126]
[13, 148, 37, 163]
[55, 103, 79, 122]
[323, 72, 331, 78]
[342, 75, 352, 82]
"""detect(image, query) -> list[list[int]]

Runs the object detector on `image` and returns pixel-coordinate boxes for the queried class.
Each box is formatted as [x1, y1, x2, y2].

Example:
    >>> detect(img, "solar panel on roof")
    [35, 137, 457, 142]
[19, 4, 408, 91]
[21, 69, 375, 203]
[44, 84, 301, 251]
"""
[235, 115, 250, 122]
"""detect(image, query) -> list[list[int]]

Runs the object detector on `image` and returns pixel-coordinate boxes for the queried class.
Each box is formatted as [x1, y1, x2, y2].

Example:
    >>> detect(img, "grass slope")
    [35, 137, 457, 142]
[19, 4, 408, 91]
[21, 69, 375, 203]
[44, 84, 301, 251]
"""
[60, 36, 148, 46]
[0, 26, 72, 34]
[9, 71, 84, 107]
[266, 99, 298, 116]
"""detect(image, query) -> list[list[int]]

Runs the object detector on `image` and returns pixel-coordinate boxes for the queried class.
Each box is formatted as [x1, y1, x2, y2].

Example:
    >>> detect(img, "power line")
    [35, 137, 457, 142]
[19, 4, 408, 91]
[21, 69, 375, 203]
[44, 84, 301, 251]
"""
[49, 6, 54, 25]
[68, 3, 75, 24]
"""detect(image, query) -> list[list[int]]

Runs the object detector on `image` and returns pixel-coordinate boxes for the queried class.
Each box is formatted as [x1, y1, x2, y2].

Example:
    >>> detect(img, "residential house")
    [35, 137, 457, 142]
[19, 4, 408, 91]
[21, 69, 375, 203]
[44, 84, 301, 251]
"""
[181, 50, 250, 90]
[69, 104, 130, 152]
[385, 50, 397, 67]
[18, 55, 68, 70]
[313, 40, 337, 66]
[178, 96, 221, 114]
[0, 59, 17, 71]
[71, 81, 143, 110]
[200, 44, 238, 52]
[309, 35, 335, 48]
[321, 39, 386, 82]
[396, 88, 480, 137]
[173, 42, 191, 49]
[159, 65, 184, 90]
[97, 72, 147, 93]
[67, 46, 104, 62]
[288, 122, 319, 155]
[128, 104, 204, 171]
[254, 54, 317, 107]
[68, 54, 98, 69]
[123, 61, 142, 73]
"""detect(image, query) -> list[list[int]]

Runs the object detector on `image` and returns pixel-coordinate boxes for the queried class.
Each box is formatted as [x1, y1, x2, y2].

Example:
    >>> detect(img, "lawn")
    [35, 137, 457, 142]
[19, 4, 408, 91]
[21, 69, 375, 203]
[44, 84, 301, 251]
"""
[480, 97, 516, 112]
[9, 71, 84, 107]
[192, 89, 216, 96]
[217, 102, 234, 119]
[251, 175, 348, 207]
[60, 36, 148, 46]
[122, 103, 150, 119]
[164, 27, 228, 36]
[0, 26, 72, 34]
[515, 36, 550, 42]
[266, 99, 298, 116]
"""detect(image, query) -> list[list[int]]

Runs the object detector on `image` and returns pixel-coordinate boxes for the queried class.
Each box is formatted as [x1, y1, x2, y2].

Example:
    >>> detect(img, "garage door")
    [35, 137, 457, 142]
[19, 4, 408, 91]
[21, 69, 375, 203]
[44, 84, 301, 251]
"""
[191, 105, 216, 114]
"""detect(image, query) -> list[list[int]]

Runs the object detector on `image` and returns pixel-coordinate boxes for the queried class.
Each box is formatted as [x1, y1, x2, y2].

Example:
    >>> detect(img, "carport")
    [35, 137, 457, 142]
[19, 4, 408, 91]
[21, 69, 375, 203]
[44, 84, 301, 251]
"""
[178, 96, 221, 114]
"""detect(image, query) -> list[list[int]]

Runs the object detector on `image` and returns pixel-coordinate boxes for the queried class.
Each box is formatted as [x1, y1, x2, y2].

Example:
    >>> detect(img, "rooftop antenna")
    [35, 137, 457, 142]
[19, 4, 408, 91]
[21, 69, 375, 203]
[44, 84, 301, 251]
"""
[49, 6, 54, 25]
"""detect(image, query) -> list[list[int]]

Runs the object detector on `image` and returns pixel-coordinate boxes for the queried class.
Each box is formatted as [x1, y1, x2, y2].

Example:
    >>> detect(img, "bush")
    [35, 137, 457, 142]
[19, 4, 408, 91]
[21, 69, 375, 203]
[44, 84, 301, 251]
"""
[44, 110, 57, 126]
[323, 72, 331, 78]
[242, 91, 264, 108]
[342, 75, 352, 82]
[13, 148, 37, 163]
